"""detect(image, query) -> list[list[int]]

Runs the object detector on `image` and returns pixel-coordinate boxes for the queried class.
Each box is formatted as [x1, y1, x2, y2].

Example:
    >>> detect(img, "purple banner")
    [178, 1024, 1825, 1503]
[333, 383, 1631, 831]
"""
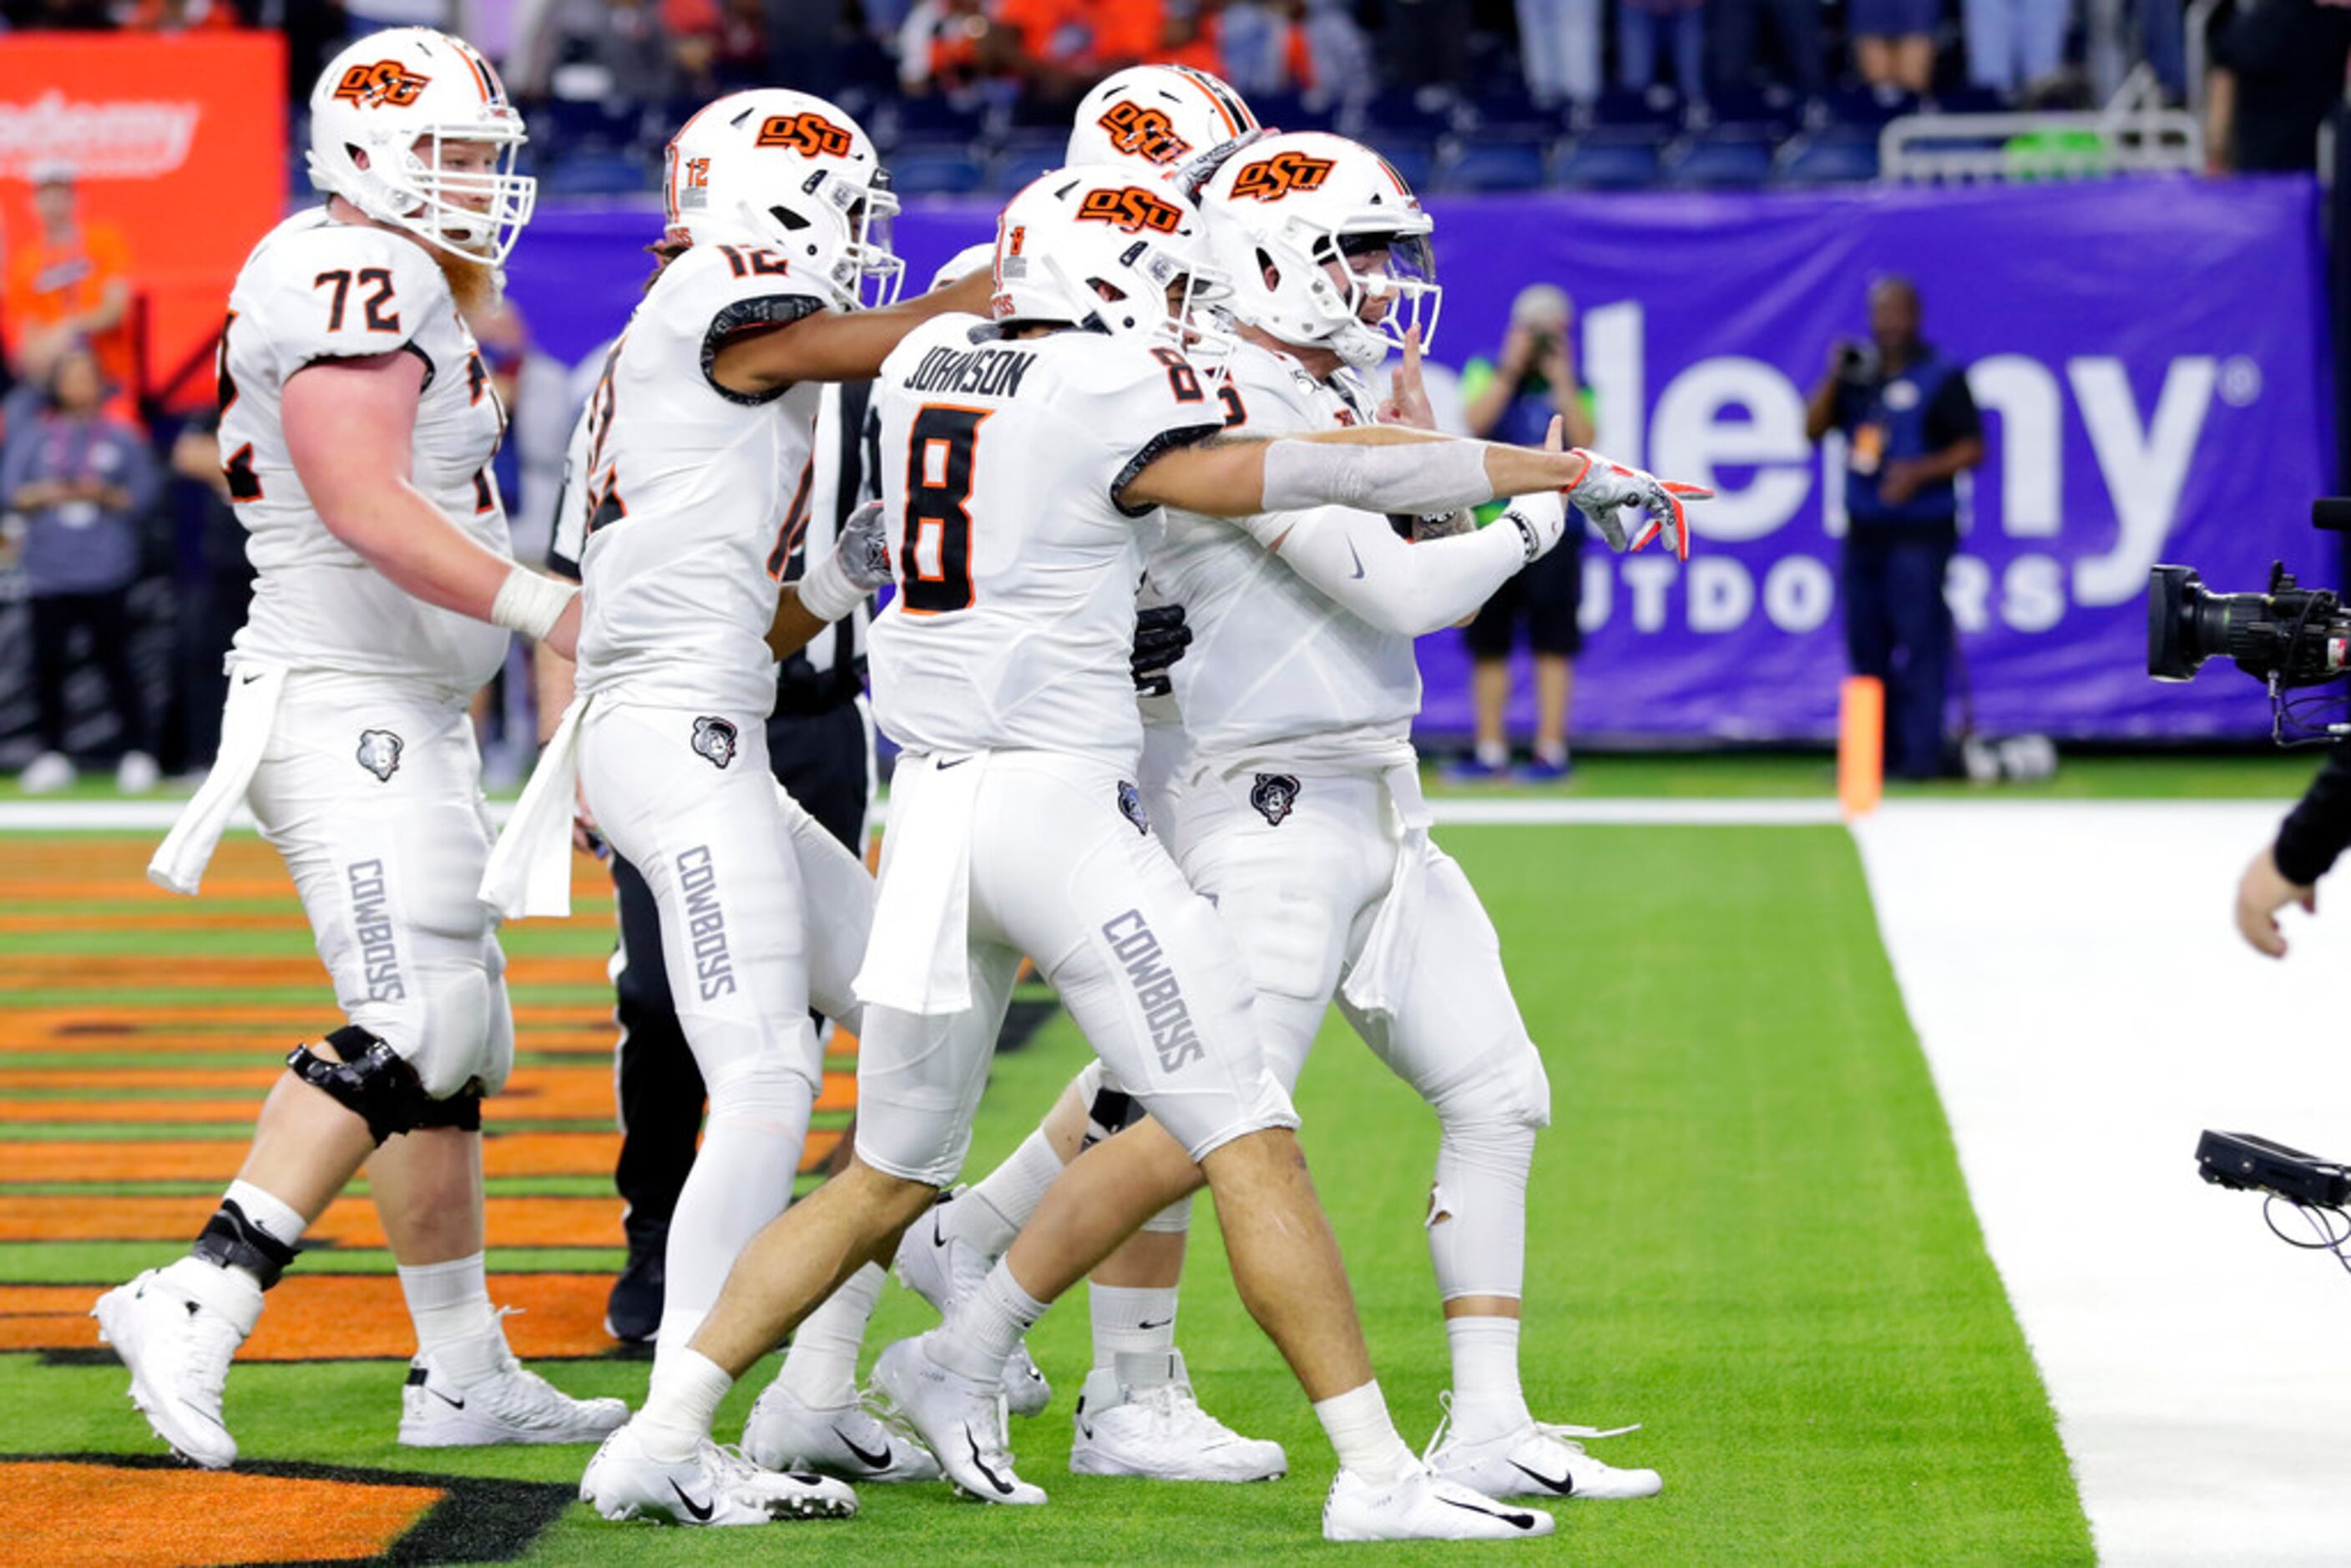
[508, 177, 2333, 742]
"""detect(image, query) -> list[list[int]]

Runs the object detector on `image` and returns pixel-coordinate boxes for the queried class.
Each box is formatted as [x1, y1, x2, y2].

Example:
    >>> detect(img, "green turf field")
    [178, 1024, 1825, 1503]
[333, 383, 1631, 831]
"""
[0, 811, 2098, 1565]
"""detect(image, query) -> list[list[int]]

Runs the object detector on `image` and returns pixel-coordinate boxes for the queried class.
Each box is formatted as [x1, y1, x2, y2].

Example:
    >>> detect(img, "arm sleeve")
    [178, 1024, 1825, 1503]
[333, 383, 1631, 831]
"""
[1266, 503, 1524, 637]
[2273, 746, 2351, 884]
[1926, 367, 1983, 449]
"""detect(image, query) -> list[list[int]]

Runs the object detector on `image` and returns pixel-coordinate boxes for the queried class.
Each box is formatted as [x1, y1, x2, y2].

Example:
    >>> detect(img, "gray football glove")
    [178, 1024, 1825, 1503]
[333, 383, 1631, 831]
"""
[1560, 449, 1711, 560]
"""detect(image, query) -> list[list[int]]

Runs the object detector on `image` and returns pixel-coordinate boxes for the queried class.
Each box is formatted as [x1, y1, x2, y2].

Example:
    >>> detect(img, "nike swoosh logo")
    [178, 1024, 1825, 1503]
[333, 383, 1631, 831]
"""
[834, 1424, 893, 1470]
[1508, 1459, 1575, 1495]
[966, 1425, 1015, 1496]
[1440, 1495, 1542, 1530]
[1136, 1318, 1172, 1331]
[429, 1386, 465, 1410]
[1346, 539, 1365, 579]
[669, 1479, 716, 1522]
[938, 756, 973, 770]
[240, 672, 264, 685]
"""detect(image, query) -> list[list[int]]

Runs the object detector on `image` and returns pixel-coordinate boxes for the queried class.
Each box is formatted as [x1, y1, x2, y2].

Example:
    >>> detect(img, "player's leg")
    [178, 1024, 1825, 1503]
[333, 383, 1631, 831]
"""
[579, 705, 825, 1358]
[1454, 579, 1521, 777]
[604, 852, 706, 1345]
[1883, 534, 1956, 781]
[894, 754, 1545, 1538]
[1337, 845, 1658, 1502]
[584, 960, 1019, 1525]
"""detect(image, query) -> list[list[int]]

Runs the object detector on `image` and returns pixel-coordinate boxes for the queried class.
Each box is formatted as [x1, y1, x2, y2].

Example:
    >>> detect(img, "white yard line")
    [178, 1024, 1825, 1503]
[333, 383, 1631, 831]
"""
[1854, 802, 2351, 1566]
[0, 796, 1848, 834]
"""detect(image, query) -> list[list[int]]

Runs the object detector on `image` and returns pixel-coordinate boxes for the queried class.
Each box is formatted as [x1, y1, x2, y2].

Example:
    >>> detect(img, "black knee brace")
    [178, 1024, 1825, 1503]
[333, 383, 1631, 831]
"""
[287, 1025, 433, 1144]
[1080, 1083, 1148, 1151]
[191, 1197, 299, 1289]
[319, 1024, 480, 1131]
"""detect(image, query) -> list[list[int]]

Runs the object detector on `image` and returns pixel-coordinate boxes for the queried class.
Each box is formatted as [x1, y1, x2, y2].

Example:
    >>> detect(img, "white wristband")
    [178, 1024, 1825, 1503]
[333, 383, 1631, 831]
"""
[490, 566, 579, 642]
[794, 541, 863, 624]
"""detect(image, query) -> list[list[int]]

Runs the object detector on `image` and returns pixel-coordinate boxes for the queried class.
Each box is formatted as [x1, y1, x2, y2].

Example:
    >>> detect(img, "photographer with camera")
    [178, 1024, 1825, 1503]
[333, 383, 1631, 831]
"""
[1806, 276, 1985, 781]
[1451, 283, 1600, 782]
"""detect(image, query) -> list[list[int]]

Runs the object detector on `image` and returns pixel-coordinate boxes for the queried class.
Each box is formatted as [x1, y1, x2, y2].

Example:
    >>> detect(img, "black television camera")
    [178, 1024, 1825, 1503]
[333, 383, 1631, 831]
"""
[2146, 500, 2351, 743]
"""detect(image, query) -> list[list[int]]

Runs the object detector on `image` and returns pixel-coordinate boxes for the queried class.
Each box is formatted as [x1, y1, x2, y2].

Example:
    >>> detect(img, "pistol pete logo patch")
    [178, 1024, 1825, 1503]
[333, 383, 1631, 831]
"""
[356, 729, 404, 783]
[1116, 780, 1150, 836]
[1098, 101, 1191, 164]
[331, 61, 432, 109]
[1249, 772, 1300, 826]
[756, 112, 855, 157]
[1229, 151, 1337, 201]
[691, 716, 739, 770]
[1075, 185, 1186, 235]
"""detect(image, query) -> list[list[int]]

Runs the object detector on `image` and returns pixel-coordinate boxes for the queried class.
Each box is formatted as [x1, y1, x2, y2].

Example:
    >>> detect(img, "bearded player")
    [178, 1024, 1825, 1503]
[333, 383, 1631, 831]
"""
[97, 28, 623, 1468]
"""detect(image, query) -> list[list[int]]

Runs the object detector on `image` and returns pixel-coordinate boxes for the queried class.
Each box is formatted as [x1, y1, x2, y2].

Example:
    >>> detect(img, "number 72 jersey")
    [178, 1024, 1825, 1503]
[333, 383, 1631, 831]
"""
[867, 312, 1227, 762]
[220, 208, 511, 690]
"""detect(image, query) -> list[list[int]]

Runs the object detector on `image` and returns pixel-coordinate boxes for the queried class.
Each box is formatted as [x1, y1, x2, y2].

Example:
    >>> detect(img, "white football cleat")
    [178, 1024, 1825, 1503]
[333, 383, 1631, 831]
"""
[1069, 1351, 1286, 1482]
[397, 1334, 628, 1448]
[870, 1336, 1045, 1505]
[1324, 1463, 1555, 1541]
[579, 1424, 858, 1525]
[892, 1202, 1051, 1419]
[1423, 1403, 1662, 1501]
[742, 1380, 942, 1482]
[91, 1264, 258, 1470]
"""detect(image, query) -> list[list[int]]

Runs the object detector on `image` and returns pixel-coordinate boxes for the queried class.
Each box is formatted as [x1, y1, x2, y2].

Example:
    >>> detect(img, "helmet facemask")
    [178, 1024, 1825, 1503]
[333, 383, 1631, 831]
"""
[1292, 225, 1442, 370]
[325, 121, 534, 268]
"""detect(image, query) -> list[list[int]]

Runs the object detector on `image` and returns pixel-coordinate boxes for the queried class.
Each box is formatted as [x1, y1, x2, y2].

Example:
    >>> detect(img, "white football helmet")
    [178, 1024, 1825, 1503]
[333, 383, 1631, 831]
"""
[662, 89, 903, 311]
[1201, 131, 1441, 371]
[305, 27, 535, 266]
[1066, 64, 1260, 174]
[991, 165, 1236, 373]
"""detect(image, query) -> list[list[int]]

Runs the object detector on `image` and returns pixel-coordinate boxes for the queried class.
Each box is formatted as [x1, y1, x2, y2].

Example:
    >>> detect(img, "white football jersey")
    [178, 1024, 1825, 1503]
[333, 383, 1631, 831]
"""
[868, 313, 1227, 761]
[574, 242, 829, 714]
[1147, 339, 1421, 761]
[221, 209, 510, 691]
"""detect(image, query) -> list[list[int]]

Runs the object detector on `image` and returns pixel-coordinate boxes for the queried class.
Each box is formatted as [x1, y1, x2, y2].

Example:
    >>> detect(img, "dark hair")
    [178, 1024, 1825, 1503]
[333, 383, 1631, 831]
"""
[644, 233, 692, 291]
[44, 341, 110, 407]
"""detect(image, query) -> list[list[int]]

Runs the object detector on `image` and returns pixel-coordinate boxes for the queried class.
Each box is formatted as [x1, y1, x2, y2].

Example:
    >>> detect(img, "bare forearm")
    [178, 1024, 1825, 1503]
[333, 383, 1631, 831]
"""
[533, 640, 577, 745]
[323, 482, 522, 623]
[766, 587, 830, 662]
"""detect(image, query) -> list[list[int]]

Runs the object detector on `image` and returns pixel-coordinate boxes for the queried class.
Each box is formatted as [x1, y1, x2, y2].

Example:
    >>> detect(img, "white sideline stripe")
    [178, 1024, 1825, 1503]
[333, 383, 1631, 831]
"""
[1854, 802, 2351, 1567]
[0, 796, 1849, 834]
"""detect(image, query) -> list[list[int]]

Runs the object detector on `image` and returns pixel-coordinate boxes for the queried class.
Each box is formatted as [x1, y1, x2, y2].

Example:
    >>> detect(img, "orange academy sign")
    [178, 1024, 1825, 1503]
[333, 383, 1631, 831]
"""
[0, 31, 286, 410]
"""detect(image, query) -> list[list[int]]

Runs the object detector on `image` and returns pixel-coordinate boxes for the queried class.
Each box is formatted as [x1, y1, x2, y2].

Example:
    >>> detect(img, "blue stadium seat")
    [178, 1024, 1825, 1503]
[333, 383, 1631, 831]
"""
[1777, 134, 1881, 185]
[1462, 85, 1563, 141]
[886, 94, 989, 149]
[989, 134, 1066, 194]
[1366, 139, 1437, 193]
[1582, 86, 1682, 132]
[1551, 139, 1665, 190]
[1250, 90, 1342, 135]
[1437, 139, 1550, 192]
[1668, 139, 1776, 189]
[889, 145, 988, 196]
[541, 153, 651, 197]
[1351, 86, 1462, 142]
[542, 97, 640, 150]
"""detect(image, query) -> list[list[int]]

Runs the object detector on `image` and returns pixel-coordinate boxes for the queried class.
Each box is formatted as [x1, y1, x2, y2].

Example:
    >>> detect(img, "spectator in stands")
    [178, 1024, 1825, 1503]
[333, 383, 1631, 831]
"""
[2204, 0, 2351, 175]
[1711, 0, 1824, 99]
[1850, 0, 1939, 94]
[516, 0, 676, 103]
[1964, 0, 2069, 96]
[1451, 284, 1598, 784]
[1618, 0, 1705, 99]
[896, 0, 993, 94]
[119, 0, 242, 29]
[1382, 0, 1474, 92]
[3, 343, 162, 795]
[1804, 276, 1984, 781]
[1515, 0, 1601, 107]
[5, 163, 134, 396]
[665, 0, 771, 94]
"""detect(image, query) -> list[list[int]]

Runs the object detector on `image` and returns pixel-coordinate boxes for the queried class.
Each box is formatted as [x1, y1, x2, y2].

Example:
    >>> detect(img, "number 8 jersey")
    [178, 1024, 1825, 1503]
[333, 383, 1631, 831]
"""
[867, 311, 1226, 762]
[220, 209, 510, 691]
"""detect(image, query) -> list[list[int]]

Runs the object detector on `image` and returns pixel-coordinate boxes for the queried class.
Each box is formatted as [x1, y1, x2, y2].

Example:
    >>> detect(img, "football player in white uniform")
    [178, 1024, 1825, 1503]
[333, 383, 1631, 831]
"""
[94, 28, 624, 1469]
[583, 164, 1636, 1542]
[911, 131, 1699, 1502]
[505, 89, 999, 1524]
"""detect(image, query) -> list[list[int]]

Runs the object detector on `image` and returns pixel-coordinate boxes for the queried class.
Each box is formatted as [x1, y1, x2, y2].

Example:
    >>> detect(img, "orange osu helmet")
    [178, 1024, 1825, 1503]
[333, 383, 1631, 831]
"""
[992, 164, 1236, 371]
[306, 27, 535, 266]
[1201, 131, 1440, 370]
[663, 89, 902, 310]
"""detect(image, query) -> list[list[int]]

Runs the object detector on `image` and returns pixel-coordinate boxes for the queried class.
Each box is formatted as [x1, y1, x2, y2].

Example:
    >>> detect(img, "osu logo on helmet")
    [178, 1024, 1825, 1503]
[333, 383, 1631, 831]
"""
[1075, 185, 1186, 235]
[1229, 151, 1337, 201]
[756, 112, 856, 157]
[331, 60, 432, 109]
[1100, 101, 1192, 164]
